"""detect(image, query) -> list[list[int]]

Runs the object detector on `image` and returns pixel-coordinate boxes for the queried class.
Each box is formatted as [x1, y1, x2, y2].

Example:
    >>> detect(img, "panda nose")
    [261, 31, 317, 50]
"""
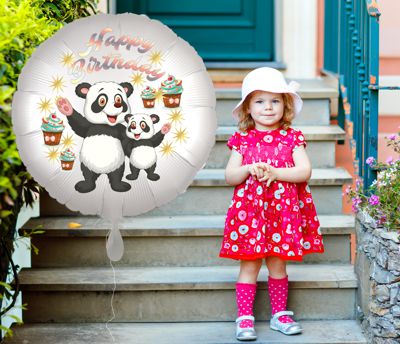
[114, 102, 122, 108]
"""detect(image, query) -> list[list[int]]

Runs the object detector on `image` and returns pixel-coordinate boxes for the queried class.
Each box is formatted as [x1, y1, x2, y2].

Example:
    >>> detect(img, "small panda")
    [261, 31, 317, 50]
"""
[123, 113, 171, 181]
[56, 81, 133, 193]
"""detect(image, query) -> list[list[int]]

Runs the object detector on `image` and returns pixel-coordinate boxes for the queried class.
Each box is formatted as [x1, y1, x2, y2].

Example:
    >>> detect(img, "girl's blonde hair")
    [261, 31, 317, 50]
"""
[237, 91, 295, 132]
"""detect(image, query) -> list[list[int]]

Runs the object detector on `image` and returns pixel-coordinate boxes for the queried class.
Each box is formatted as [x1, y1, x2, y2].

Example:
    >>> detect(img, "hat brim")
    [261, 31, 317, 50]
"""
[232, 90, 303, 118]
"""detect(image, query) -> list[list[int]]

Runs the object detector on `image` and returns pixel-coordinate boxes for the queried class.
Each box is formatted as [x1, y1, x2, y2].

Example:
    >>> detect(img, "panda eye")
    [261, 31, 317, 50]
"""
[115, 95, 122, 104]
[131, 121, 136, 129]
[98, 95, 107, 107]
[140, 121, 146, 130]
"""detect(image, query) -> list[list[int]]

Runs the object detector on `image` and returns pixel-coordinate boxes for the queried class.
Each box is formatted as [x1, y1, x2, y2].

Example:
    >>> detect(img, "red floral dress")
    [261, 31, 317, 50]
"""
[219, 127, 324, 261]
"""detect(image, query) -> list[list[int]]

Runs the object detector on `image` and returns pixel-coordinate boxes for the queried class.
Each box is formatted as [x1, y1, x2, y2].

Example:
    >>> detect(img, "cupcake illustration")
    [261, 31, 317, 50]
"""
[161, 75, 183, 108]
[60, 148, 75, 170]
[41, 113, 64, 145]
[141, 86, 156, 108]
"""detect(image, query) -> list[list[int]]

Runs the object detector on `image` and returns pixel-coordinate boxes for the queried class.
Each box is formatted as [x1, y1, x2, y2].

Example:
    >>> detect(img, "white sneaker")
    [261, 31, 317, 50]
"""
[270, 310, 303, 335]
[235, 315, 257, 341]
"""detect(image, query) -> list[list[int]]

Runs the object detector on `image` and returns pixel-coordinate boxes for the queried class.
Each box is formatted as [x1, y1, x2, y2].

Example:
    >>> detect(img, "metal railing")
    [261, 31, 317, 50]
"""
[324, 0, 381, 190]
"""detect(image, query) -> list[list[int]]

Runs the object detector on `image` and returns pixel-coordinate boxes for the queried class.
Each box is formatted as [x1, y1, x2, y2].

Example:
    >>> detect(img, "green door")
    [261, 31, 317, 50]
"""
[117, 0, 275, 62]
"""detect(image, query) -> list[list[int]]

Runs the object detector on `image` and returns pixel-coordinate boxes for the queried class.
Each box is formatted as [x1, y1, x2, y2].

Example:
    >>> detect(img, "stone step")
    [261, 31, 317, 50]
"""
[24, 215, 355, 267]
[147, 168, 352, 216]
[216, 79, 338, 126]
[19, 264, 357, 322]
[4, 320, 367, 344]
[207, 125, 345, 169]
[40, 168, 353, 216]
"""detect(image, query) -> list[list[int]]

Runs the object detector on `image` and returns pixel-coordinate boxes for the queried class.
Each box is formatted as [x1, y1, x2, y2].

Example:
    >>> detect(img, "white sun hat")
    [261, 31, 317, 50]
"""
[232, 67, 303, 118]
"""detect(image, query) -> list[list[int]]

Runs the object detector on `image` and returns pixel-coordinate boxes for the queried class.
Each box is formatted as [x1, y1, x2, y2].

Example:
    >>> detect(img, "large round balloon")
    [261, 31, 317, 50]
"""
[12, 13, 216, 260]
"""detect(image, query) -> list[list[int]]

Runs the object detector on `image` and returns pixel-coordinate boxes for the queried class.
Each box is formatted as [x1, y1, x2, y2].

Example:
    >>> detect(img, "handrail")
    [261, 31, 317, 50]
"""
[324, 0, 381, 190]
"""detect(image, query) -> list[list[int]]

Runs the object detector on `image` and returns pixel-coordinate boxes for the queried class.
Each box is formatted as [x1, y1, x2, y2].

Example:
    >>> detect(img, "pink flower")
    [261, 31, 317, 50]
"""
[386, 156, 393, 164]
[369, 194, 379, 206]
[366, 156, 375, 166]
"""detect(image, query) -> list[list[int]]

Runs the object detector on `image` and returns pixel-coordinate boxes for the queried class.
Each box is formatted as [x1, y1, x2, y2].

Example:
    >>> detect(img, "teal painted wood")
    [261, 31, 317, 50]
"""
[323, 0, 339, 73]
[116, 0, 274, 62]
[324, 0, 381, 189]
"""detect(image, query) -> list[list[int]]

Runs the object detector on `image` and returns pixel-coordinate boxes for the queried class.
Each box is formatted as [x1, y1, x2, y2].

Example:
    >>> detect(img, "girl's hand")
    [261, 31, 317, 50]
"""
[247, 163, 265, 180]
[259, 164, 278, 186]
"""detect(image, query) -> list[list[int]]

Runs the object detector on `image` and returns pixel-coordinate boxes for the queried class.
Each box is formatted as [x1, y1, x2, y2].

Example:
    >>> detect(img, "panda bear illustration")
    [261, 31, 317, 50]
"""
[56, 81, 134, 193]
[123, 113, 171, 181]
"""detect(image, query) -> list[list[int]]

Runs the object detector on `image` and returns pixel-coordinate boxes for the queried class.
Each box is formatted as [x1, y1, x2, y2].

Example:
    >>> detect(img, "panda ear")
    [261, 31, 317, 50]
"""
[124, 114, 133, 123]
[75, 82, 91, 98]
[150, 114, 160, 124]
[120, 82, 134, 98]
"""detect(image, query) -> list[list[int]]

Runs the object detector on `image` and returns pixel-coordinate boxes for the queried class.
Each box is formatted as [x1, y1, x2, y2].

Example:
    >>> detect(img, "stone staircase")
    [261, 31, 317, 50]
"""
[6, 79, 367, 343]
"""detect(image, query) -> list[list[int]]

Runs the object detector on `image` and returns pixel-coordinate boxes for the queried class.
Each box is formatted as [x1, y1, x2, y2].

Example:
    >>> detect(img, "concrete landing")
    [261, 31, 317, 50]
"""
[5, 320, 367, 344]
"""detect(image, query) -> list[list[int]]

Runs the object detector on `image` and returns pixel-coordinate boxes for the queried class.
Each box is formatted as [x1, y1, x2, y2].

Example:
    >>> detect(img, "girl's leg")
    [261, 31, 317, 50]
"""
[265, 256, 293, 323]
[236, 259, 262, 328]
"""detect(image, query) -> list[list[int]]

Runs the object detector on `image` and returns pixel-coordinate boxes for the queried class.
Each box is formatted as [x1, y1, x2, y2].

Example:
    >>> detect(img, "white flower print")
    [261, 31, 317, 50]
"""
[273, 247, 280, 253]
[229, 200, 234, 208]
[257, 186, 263, 195]
[285, 199, 290, 205]
[299, 200, 304, 208]
[300, 238, 304, 246]
[251, 218, 258, 228]
[256, 245, 261, 253]
[293, 205, 299, 212]
[278, 183, 285, 192]
[230, 231, 238, 240]
[306, 197, 312, 203]
[276, 204, 282, 211]
[282, 243, 290, 251]
[317, 227, 321, 235]
[257, 231, 262, 241]
[298, 135, 304, 141]
[267, 158, 271, 164]
[314, 239, 320, 245]
[303, 241, 311, 249]
[299, 226, 303, 232]
[250, 238, 256, 245]
[259, 199, 263, 207]
[264, 135, 273, 143]
[236, 201, 242, 208]
[274, 190, 281, 199]
[305, 185, 311, 193]
[280, 129, 287, 136]
[264, 202, 268, 210]
[288, 251, 295, 256]
[273, 222, 278, 228]
[230, 219, 235, 225]
[224, 243, 230, 249]
[237, 188, 244, 197]
[262, 224, 266, 233]
[272, 233, 281, 243]
[232, 245, 239, 252]
[239, 225, 249, 235]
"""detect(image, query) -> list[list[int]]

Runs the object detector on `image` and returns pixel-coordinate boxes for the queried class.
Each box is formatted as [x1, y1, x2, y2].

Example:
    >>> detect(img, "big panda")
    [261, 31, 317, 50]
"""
[123, 113, 171, 181]
[56, 81, 134, 193]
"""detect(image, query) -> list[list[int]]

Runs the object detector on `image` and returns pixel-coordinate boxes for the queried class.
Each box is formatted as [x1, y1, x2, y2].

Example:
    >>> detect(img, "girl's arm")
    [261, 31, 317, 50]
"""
[259, 146, 312, 185]
[225, 150, 265, 186]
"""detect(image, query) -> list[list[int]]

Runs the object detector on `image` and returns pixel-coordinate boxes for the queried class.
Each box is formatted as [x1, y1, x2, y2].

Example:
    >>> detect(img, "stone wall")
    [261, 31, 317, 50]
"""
[355, 212, 400, 343]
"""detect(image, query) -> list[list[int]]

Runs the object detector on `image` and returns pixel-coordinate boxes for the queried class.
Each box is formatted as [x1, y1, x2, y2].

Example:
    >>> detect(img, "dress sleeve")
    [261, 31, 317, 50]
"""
[227, 131, 243, 155]
[292, 129, 307, 152]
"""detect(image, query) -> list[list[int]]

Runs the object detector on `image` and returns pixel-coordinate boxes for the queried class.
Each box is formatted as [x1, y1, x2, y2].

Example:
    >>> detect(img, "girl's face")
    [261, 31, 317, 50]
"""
[248, 91, 284, 130]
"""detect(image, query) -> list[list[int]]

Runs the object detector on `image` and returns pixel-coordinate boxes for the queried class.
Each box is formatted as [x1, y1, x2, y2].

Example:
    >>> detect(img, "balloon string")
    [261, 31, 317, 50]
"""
[105, 227, 117, 343]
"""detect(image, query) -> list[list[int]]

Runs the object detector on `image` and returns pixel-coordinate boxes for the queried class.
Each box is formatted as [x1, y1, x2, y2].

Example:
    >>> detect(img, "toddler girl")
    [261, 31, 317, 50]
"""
[219, 67, 324, 341]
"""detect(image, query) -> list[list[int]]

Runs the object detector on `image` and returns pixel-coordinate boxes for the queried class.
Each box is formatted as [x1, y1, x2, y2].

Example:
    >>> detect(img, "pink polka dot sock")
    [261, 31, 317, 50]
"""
[236, 282, 257, 329]
[267, 275, 294, 323]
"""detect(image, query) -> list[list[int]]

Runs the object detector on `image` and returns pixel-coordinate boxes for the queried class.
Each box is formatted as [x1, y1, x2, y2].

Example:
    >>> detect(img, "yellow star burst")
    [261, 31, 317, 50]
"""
[60, 52, 75, 67]
[168, 110, 184, 124]
[173, 127, 189, 144]
[46, 147, 59, 162]
[155, 88, 163, 103]
[37, 97, 52, 114]
[130, 72, 145, 87]
[50, 76, 65, 93]
[149, 50, 164, 65]
[159, 141, 175, 157]
[61, 134, 75, 149]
